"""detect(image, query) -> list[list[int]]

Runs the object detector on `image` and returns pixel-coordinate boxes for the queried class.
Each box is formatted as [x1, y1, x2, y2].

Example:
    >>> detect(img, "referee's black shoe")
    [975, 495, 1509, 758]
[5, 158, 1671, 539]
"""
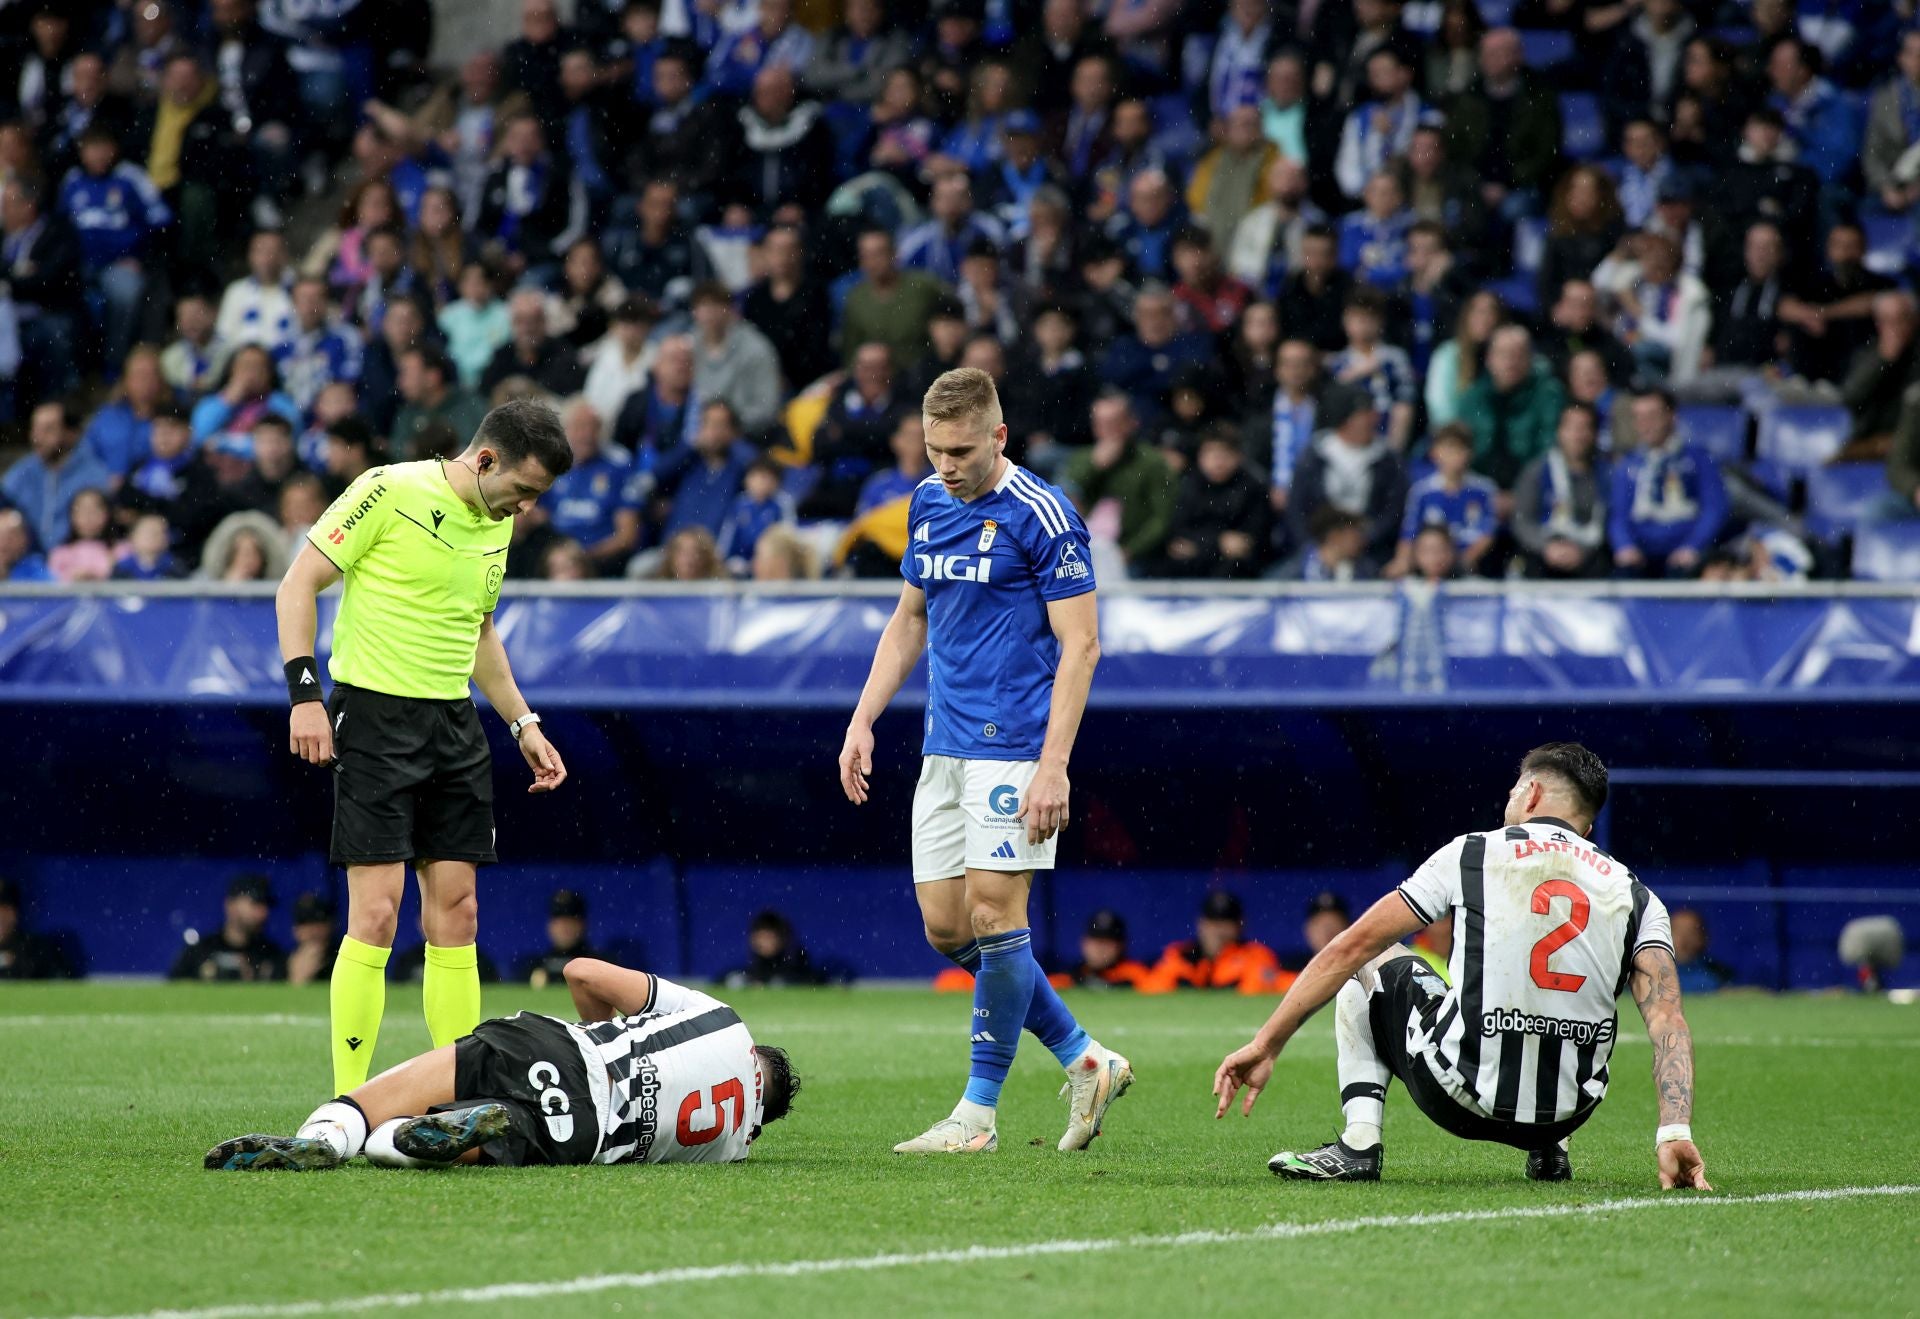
[1526, 1145, 1574, 1182]
[392, 1103, 511, 1163]
[1269, 1139, 1382, 1181]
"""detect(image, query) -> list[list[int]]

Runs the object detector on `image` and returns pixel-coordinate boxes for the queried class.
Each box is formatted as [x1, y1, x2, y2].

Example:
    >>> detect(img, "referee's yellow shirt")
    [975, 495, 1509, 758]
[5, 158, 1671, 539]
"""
[308, 461, 511, 700]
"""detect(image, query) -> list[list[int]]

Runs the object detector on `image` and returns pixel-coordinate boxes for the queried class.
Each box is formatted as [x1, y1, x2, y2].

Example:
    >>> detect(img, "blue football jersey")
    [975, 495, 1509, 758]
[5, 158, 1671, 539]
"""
[901, 464, 1096, 761]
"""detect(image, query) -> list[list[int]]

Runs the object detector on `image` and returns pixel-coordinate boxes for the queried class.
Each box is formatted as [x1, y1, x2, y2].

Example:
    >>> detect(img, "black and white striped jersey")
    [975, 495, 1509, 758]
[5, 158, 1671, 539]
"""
[563, 978, 763, 1165]
[1396, 816, 1673, 1126]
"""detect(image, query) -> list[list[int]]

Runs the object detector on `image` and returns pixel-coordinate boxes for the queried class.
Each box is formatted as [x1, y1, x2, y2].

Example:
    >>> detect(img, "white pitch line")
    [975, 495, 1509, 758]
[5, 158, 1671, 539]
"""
[46, 1184, 1920, 1319]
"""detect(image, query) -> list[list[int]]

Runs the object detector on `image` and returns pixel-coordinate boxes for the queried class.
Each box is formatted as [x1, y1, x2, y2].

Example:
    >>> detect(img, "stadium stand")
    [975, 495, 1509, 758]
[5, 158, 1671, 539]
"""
[0, 0, 1912, 587]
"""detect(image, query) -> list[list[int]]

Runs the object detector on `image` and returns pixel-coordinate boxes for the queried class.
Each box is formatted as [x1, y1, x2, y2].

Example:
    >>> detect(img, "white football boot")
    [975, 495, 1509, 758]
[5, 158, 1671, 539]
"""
[1058, 1042, 1133, 1151]
[892, 1108, 998, 1154]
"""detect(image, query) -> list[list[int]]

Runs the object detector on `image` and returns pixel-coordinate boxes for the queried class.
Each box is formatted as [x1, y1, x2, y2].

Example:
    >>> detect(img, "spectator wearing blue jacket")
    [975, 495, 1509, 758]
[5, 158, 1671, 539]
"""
[702, 0, 815, 100]
[1, 401, 111, 552]
[1609, 390, 1728, 578]
[1392, 424, 1500, 577]
[1765, 38, 1862, 187]
[58, 128, 170, 371]
[1337, 172, 1416, 291]
[548, 399, 642, 575]
[1100, 285, 1213, 422]
[655, 400, 752, 541]
[80, 346, 174, 475]
[898, 173, 1007, 285]
[0, 508, 53, 580]
[1103, 169, 1183, 281]
[717, 459, 797, 572]
[273, 279, 365, 418]
[189, 346, 303, 450]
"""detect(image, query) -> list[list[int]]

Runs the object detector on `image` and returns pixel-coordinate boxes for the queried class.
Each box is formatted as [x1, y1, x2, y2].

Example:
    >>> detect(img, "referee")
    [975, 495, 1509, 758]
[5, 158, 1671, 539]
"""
[276, 399, 573, 1094]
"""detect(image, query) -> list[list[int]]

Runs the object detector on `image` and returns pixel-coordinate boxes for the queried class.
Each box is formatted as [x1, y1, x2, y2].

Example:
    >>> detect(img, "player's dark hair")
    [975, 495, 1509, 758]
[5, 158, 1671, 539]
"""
[755, 1045, 800, 1130]
[1519, 742, 1609, 819]
[474, 398, 573, 478]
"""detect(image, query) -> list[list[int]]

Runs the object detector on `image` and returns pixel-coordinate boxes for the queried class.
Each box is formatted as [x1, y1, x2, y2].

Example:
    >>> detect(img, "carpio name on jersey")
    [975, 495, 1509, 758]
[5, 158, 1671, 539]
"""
[1511, 835, 1613, 874]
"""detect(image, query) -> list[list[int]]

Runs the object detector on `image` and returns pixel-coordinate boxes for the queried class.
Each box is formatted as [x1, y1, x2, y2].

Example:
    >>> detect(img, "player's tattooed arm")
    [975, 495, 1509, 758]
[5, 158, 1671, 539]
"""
[1630, 945, 1694, 1126]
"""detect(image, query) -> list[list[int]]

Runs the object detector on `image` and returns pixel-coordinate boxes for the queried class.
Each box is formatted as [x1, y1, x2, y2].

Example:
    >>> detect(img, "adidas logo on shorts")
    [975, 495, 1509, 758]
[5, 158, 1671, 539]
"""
[990, 841, 1017, 860]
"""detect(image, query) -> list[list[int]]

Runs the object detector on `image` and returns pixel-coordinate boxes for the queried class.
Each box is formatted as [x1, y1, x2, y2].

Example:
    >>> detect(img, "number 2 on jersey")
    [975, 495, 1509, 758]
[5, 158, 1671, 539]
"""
[1529, 879, 1591, 992]
[676, 1078, 746, 1146]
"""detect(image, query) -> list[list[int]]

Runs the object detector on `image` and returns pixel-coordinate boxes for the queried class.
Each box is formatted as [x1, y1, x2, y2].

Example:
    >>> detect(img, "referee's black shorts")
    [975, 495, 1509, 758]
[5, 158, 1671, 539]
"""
[1369, 955, 1598, 1152]
[431, 1012, 601, 1166]
[328, 682, 496, 867]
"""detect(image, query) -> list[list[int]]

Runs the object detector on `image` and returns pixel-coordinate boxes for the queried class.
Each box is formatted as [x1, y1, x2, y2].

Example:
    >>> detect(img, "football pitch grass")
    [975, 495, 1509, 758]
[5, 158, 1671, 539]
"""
[3, 984, 1915, 1319]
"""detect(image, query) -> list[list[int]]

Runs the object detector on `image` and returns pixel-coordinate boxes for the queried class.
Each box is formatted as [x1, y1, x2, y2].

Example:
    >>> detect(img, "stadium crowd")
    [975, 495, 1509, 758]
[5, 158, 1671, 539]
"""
[0, 0, 1918, 586]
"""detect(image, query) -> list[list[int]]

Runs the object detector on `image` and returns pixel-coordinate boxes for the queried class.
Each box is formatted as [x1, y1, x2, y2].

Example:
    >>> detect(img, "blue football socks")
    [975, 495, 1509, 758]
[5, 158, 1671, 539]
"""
[962, 929, 1037, 1107]
[946, 940, 1091, 1069]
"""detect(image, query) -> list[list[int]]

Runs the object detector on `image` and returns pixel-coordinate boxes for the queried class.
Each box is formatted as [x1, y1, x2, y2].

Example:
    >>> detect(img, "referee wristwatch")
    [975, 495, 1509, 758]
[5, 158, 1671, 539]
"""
[510, 712, 543, 741]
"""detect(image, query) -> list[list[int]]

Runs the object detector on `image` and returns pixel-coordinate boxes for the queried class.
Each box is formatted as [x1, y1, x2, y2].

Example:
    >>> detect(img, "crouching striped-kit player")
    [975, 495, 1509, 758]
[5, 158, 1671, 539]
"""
[205, 959, 799, 1170]
[1213, 743, 1710, 1189]
[839, 367, 1132, 1156]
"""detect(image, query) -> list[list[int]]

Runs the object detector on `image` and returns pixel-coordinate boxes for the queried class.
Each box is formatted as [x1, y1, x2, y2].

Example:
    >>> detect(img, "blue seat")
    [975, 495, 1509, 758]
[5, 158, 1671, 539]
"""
[1676, 404, 1747, 462]
[1756, 403, 1849, 470]
[1806, 463, 1888, 539]
[1851, 521, 1920, 581]
[1476, 0, 1515, 23]
[1560, 93, 1605, 161]
[1518, 29, 1574, 68]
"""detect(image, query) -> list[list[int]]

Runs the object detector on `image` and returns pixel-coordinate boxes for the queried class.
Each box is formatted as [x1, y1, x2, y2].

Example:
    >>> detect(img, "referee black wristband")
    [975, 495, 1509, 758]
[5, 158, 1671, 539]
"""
[286, 657, 324, 706]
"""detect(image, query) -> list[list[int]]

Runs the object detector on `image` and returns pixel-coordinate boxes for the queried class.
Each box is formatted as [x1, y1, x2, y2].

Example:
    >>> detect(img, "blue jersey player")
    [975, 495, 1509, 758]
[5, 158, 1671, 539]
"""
[838, 368, 1133, 1155]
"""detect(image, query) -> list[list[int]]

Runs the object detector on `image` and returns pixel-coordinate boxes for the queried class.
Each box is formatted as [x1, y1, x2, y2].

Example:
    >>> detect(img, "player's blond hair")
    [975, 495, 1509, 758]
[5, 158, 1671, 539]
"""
[921, 367, 1003, 437]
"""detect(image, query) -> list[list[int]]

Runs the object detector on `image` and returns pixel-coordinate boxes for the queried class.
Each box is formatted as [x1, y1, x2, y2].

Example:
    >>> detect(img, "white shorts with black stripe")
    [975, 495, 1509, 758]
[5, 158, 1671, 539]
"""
[910, 756, 1057, 883]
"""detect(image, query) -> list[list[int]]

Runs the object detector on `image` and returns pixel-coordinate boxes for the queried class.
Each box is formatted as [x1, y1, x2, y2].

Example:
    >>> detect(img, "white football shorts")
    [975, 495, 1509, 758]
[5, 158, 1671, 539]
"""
[910, 756, 1058, 884]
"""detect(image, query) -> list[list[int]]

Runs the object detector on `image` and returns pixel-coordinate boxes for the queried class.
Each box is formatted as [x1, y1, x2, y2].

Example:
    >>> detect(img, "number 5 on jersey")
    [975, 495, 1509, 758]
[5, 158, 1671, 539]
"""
[677, 1078, 747, 1146]
[1530, 879, 1591, 992]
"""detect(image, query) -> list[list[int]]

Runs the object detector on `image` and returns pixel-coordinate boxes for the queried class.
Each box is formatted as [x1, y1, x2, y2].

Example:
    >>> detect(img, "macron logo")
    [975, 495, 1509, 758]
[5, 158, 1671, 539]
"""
[299, 668, 315, 685]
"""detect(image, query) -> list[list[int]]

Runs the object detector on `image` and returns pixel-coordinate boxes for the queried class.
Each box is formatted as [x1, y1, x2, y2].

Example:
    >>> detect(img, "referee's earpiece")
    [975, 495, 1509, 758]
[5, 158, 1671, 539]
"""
[478, 453, 494, 473]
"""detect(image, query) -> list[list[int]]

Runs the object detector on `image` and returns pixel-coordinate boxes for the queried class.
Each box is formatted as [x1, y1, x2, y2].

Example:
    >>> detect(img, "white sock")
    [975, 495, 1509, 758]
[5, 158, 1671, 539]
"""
[1342, 1120, 1383, 1151]
[297, 1099, 369, 1161]
[362, 1118, 431, 1169]
[954, 1099, 996, 1129]
[1334, 978, 1389, 1152]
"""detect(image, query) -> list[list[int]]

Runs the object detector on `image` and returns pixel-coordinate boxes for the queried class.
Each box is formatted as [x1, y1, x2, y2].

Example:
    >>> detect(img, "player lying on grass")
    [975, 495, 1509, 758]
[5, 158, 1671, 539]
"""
[206, 959, 799, 1170]
[1213, 742, 1710, 1189]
